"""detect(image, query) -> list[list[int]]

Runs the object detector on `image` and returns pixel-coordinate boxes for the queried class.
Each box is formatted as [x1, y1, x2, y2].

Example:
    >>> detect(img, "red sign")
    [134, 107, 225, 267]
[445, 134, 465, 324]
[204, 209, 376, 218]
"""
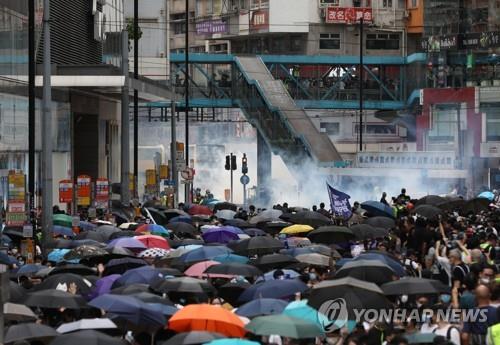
[95, 178, 109, 208]
[77, 175, 92, 206]
[59, 179, 73, 203]
[326, 7, 372, 24]
[250, 9, 269, 31]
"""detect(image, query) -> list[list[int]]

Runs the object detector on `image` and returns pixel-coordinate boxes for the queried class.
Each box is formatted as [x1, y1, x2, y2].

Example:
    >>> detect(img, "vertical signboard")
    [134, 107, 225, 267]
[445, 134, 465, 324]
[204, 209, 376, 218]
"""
[95, 178, 109, 209]
[6, 172, 26, 226]
[59, 179, 73, 204]
[77, 175, 92, 206]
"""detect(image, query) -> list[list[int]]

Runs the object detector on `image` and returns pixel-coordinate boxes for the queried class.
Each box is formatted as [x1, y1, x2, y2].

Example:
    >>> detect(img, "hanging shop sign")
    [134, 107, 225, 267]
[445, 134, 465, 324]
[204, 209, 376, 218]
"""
[77, 175, 92, 206]
[325, 7, 372, 24]
[59, 179, 73, 204]
[95, 178, 109, 209]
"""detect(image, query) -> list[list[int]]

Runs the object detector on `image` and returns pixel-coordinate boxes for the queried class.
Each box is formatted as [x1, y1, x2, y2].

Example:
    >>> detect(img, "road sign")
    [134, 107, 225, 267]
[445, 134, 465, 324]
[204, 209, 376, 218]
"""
[164, 180, 175, 186]
[240, 175, 250, 185]
[22, 224, 33, 238]
[181, 167, 195, 181]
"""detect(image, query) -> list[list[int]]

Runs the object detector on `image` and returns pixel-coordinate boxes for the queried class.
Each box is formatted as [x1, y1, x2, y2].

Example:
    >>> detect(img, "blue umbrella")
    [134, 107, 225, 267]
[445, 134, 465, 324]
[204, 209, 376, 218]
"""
[218, 226, 244, 234]
[212, 254, 249, 264]
[48, 249, 71, 263]
[146, 303, 178, 317]
[239, 279, 308, 302]
[79, 221, 97, 231]
[236, 298, 288, 318]
[107, 237, 147, 250]
[1, 234, 12, 245]
[89, 294, 166, 327]
[112, 266, 164, 287]
[352, 253, 406, 277]
[169, 215, 192, 224]
[178, 246, 233, 264]
[16, 264, 46, 277]
[478, 191, 495, 201]
[283, 299, 330, 329]
[259, 269, 300, 282]
[361, 201, 395, 218]
[202, 229, 240, 244]
[0, 251, 11, 265]
[53, 225, 75, 237]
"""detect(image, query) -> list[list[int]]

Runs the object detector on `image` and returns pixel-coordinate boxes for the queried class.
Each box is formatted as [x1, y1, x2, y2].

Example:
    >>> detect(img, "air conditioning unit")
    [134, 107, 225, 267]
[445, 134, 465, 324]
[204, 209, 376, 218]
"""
[404, 10, 410, 18]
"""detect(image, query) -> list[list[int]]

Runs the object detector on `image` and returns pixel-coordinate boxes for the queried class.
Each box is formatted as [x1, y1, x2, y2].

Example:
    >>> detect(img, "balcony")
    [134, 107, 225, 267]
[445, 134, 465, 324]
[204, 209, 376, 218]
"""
[372, 8, 406, 29]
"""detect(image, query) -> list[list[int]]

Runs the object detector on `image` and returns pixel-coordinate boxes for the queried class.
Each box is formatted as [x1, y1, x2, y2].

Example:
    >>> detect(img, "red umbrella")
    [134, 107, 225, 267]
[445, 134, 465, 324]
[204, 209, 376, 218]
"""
[135, 235, 170, 250]
[188, 205, 212, 216]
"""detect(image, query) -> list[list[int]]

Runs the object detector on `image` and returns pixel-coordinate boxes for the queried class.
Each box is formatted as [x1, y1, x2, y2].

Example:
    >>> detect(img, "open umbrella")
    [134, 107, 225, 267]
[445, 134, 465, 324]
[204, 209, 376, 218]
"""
[53, 225, 75, 237]
[107, 237, 147, 251]
[135, 235, 170, 250]
[112, 266, 164, 287]
[283, 299, 330, 330]
[239, 279, 308, 302]
[252, 253, 298, 270]
[462, 197, 491, 214]
[8, 281, 27, 303]
[138, 248, 169, 258]
[63, 245, 108, 261]
[217, 280, 251, 307]
[110, 284, 150, 295]
[236, 298, 288, 318]
[104, 257, 147, 276]
[281, 211, 332, 228]
[90, 275, 121, 298]
[242, 228, 267, 237]
[161, 331, 224, 345]
[204, 263, 262, 277]
[215, 209, 236, 220]
[416, 195, 447, 206]
[334, 259, 395, 285]
[167, 222, 197, 236]
[478, 191, 495, 201]
[178, 246, 233, 264]
[24, 290, 87, 309]
[213, 202, 238, 212]
[352, 252, 406, 277]
[34, 273, 94, 295]
[307, 226, 355, 244]
[184, 260, 230, 279]
[413, 204, 442, 220]
[49, 264, 97, 276]
[53, 214, 73, 227]
[350, 224, 388, 240]
[4, 302, 37, 322]
[150, 277, 214, 295]
[381, 277, 450, 296]
[361, 201, 395, 218]
[76, 231, 108, 243]
[280, 224, 314, 235]
[56, 318, 117, 334]
[246, 314, 323, 339]
[169, 215, 192, 224]
[188, 204, 213, 216]
[295, 253, 331, 267]
[202, 228, 240, 244]
[224, 218, 252, 229]
[364, 216, 395, 229]
[230, 237, 284, 256]
[168, 304, 246, 337]
[5, 323, 58, 344]
[49, 330, 126, 345]
[212, 253, 249, 264]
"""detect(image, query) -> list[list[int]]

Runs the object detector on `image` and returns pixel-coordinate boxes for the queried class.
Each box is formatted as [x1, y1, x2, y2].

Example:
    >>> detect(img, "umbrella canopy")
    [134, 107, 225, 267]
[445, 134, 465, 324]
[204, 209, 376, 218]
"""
[76, 231, 108, 243]
[308, 277, 390, 318]
[239, 279, 308, 302]
[252, 253, 298, 271]
[361, 201, 395, 218]
[246, 314, 323, 339]
[3, 302, 37, 322]
[350, 224, 388, 240]
[184, 260, 228, 279]
[53, 225, 75, 237]
[334, 259, 395, 285]
[204, 263, 262, 277]
[49, 264, 97, 276]
[212, 253, 249, 264]
[56, 318, 117, 334]
[63, 245, 108, 261]
[135, 234, 170, 250]
[381, 277, 450, 296]
[242, 228, 267, 237]
[281, 211, 332, 227]
[170, 216, 193, 224]
[103, 257, 148, 276]
[282, 244, 337, 258]
[49, 330, 126, 345]
[283, 299, 329, 330]
[235, 298, 288, 318]
[416, 195, 447, 206]
[15, 263, 46, 277]
[462, 197, 490, 214]
[135, 224, 170, 237]
[188, 204, 213, 216]
[230, 237, 284, 256]
[307, 226, 355, 245]
[413, 204, 442, 220]
[8, 281, 27, 303]
[217, 280, 251, 307]
[202, 228, 240, 244]
[24, 290, 87, 309]
[364, 216, 395, 229]
[89, 294, 166, 327]
[213, 202, 238, 212]
[138, 248, 169, 258]
[478, 191, 495, 201]
[5, 322, 58, 344]
[161, 331, 224, 345]
[90, 275, 122, 298]
[295, 253, 331, 267]
[215, 209, 236, 220]
[110, 284, 151, 295]
[53, 214, 73, 227]
[224, 218, 252, 229]
[352, 252, 406, 277]
[280, 224, 314, 235]
[150, 277, 214, 295]
[107, 237, 147, 251]
[178, 246, 233, 264]
[34, 273, 94, 295]
[168, 304, 246, 337]
[167, 222, 198, 236]
[112, 266, 164, 287]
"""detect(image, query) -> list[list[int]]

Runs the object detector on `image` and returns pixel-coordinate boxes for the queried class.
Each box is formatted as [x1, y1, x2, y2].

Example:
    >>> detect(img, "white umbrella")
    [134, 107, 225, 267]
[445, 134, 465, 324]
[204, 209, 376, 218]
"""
[119, 222, 138, 230]
[56, 318, 117, 334]
[4, 302, 37, 321]
[215, 209, 236, 220]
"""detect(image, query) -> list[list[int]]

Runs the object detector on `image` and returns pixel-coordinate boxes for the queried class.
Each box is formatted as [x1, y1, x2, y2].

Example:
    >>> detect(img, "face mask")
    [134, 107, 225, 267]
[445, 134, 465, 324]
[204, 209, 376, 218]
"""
[440, 294, 451, 304]
[11, 249, 18, 255]
[309, 273, 317, 281]
[481, 278, 491, 284]
[401, 295, 408, 303]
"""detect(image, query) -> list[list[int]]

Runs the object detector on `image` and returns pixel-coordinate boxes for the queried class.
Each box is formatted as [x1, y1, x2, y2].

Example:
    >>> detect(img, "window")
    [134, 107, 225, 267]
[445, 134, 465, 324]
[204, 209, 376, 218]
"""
[354, 123, 397, 135]
[320, 0, 340, 6]
[487, 112, 500, 141]
[366, 33, 400, 50]
[383, 0, 393, 7]
[428, 105, 457, 143]
[408, 0, 417, 8]
[320, 33, 341, 49]
[320, 122, 340, 135]
[172, 14, 186, 34]
[353, 0, 362, 7]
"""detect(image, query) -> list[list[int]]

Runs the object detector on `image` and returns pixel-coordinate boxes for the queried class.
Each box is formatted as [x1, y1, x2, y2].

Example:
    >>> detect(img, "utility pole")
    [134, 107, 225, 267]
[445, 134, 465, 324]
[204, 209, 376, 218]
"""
[230, 153, 234, 203]
[121, 30, 130, 205]
[41, 0, 53, 254]
[359, 16, 364, 152]
[28, 0, 35, 227]
[184, 0, 190, 203]
[133, 0, 139, 200]
[171, 101, 178, 207]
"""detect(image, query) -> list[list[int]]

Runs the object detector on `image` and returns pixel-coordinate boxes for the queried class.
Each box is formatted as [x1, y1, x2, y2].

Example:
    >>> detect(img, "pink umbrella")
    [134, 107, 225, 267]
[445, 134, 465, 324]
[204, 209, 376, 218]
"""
[184, 260, 234, 279]
[134, 235, 170, 250]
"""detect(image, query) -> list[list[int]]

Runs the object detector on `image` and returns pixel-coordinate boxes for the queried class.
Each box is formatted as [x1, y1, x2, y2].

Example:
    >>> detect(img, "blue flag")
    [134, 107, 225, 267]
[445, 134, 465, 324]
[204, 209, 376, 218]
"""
[327, 183, 352, 220]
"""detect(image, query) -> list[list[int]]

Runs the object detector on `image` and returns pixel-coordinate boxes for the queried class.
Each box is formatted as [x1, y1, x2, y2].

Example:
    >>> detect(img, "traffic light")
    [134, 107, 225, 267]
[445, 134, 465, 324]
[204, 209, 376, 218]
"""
[242, 153, 248, 174]
[231, 155, 237, 170]
[225, 155, 230, 170]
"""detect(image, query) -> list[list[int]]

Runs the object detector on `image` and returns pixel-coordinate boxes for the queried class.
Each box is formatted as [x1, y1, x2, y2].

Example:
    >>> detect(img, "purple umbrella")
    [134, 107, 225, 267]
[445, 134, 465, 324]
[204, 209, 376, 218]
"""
[218, 226, 245, 234]
[202, 229, 240, 244]
[107, 237, 147, 250]
[89, 274, 121, 299]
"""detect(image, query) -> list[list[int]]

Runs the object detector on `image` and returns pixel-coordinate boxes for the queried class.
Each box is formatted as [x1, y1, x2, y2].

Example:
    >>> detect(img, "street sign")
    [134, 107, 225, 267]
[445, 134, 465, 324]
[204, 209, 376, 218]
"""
[6, 212, 27, 226]
[22, 224, 33, 238]
[240, 175, 250, 185]
[176, 142, 186, 170]
[181, 167, 195, 181]
[77, 175, 92, 206]
[59, 179, 73, 203]
[164, 180, 175, 186]
[72, 216, 80, 227]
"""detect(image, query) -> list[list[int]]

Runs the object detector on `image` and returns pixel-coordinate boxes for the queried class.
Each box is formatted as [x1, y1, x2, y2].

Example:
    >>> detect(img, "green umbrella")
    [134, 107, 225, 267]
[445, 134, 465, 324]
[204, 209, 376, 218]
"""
[405, 332, 437, 344]
[53, 214, 73, 228]
[245, 314, 324, 339]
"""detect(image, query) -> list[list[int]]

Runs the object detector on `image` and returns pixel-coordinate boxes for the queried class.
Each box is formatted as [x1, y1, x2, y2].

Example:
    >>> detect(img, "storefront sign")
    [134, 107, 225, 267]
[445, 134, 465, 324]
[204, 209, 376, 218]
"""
[77, 175, 92, 206]
[462, 31, 500, 49]
[250, 9, 269, 31]
[422, 35, 458, 52]
[59, 179, 73, 204]
[95, 178, 109, 209]
[159, 165, 169, 180]
[6, 212, 27, 227]
[357, 151, 456, 170]
[325, 7, 372, 24]
[196, 19, 228, 34]
[8, 173, 25, 212]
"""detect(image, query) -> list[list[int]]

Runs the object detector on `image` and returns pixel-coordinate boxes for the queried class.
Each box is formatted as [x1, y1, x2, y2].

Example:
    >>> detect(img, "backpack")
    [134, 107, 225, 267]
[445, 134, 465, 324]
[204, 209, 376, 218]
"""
[433, 325, 460, 344]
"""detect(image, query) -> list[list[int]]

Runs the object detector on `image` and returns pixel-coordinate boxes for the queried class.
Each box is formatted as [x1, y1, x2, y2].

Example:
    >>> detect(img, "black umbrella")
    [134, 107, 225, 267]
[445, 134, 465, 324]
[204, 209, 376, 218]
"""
[96, 225, 122, 239]
[49, 330, 126, 345]
[243, 228, 267, 237]
[350, 224, 388, 240]
[223, 218, 252, 228]
[131, 292, 174, 306]
[168, 239, 205, 248]
[213, 202, 238, 212]
[5, 322, 58, 344]
[34, 273, 94, 295]
[24, 290, 87, 309]
[280, 211, 332, 228]
[146, 208, 168, 225]
[9, 281, 27, 303]
[150, 277, 214, 295]
[49, 264, 97, 276]
[252, 254, 299, 271]
[462, 197, 490, 215]
[63, 245, 108, 261]
[103, 257, 148, 276]
[437, 198, 466, 212]
[229, 237, 284, 256]
[364, 216, 395, 229]
[334, 260, 395, 285]
[204, 263, 262, 277]
[413, 204, 442, 220]
[75, 231, 108, 242]
[308, 226, 355, 244]
[156, 267, 184, 277]
[254, 221, 292, 235]
[216, 280, 251, 307]
[161, 331, 225, 345]
[416, 195, 446, 207]
[167, 222, 198, 236]
[110, 283, 151, 295]
[163, 209, 189, 222]
[108, 231, 136, 240]
[308, 277, 390, 318]
[381, 277, 450, 296]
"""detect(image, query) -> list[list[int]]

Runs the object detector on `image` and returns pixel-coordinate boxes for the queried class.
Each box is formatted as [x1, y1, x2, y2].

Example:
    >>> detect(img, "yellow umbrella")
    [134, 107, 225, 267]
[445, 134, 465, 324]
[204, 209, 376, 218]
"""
[280, 224, 314, 235]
